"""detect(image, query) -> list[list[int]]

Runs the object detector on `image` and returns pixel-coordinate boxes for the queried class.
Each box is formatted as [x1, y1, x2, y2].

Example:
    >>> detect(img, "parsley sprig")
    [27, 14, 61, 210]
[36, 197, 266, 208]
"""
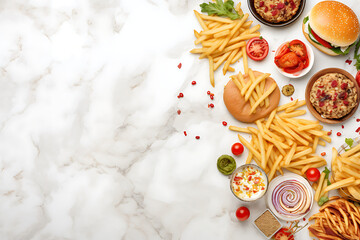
[200, 0, 242, 20]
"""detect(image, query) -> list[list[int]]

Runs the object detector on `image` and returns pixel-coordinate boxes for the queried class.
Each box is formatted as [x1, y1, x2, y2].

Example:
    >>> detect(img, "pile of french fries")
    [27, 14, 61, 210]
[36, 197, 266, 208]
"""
[230, 99, 331, 182]
[330, 143, 360, 201]
[230, 69, 276, 114]
[191, 3, 260, 87]
[309, 198, 360, 239]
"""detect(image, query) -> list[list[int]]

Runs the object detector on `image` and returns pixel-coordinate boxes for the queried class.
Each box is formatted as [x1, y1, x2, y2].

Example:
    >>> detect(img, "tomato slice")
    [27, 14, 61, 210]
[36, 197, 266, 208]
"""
[275, 52, 299, 68]
[284, 60, 304, 73]
[275, 42, 290, 59]
[246, 37, 269, 61]
[289, 39, 307, 58]
[310, 28, 333, 49]
[356, 70, 360, 86]
[273, 228, 294, 240]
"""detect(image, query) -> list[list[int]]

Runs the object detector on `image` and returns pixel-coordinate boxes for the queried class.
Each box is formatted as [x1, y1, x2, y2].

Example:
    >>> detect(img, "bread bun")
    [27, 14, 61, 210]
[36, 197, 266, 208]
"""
[309, 1, 359, 47]
[223, 71, 280, 123]
[302, 22, 339, 56]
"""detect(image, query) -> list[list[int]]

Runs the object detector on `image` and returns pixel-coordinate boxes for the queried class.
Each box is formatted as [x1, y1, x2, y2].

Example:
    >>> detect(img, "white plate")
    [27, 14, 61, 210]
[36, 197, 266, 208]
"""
[266, 173, 314, 221]
[274, 40, 315, 78]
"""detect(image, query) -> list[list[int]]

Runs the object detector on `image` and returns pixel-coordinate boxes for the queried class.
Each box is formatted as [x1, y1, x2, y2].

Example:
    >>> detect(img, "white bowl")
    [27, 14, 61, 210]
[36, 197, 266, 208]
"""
[266, 173, 314, 221]
[274, 41, 314, 78]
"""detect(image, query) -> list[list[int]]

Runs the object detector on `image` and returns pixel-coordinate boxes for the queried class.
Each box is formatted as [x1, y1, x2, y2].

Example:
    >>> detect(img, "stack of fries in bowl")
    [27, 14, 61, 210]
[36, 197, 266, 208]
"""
[331, 137, 360, 202]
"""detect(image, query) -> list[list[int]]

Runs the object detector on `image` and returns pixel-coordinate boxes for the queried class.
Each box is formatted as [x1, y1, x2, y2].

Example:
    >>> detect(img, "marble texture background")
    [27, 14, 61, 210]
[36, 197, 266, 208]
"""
[0, 0, 359, 239]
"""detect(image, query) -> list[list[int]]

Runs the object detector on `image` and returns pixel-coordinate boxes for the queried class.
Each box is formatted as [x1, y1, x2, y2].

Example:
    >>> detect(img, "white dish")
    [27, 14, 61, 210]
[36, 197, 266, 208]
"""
[266, 173, 314, 221]
[274, 41, 314, 78]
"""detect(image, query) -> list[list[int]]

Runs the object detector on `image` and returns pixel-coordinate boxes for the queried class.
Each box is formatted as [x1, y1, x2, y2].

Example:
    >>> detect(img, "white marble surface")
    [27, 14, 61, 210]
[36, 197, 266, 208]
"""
[1, 0, 360, 239]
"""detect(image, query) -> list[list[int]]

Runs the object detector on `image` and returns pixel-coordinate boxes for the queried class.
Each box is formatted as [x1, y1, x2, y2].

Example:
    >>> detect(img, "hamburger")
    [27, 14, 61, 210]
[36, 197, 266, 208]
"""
[302, 1, 360, 56]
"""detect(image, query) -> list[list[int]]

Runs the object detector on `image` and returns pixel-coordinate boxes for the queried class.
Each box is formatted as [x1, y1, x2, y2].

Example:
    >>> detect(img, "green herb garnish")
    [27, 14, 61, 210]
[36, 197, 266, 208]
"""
[200, 0, 242, 20]
[354, 39, 360, 70]
[318, 196, 329, 206]
[345, 138, 354, 148]
[303, 16, 309, 24]
[323, 167, 331, 186]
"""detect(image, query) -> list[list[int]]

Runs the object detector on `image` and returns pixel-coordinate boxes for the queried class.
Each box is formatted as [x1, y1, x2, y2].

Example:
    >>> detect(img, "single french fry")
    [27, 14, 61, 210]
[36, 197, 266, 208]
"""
[200, 14, 234, 24]
[209, 56, 214, 87]
[194, 10, 209, 31]
[242, 46, 248, 74]
[223, 49, 239, 75]
[265, 109, 277, 129]
[277, 100, 298, 112]
[322, 177, 356, 195]
[269, 155, 283, 181]
[315, 172, 326, 202]
[238, 134, 261, 160]
[214, 30, 230, 38]
[312, 136, 319, 153]
[229, 126, 252, 134]
[230, 50, 243, 64]
[284, 143, 297, 166]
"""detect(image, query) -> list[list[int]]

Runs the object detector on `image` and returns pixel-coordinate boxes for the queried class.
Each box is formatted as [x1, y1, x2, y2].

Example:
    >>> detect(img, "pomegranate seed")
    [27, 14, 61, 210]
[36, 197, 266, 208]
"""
[179, 93, 184, 98]
[321, 152, 326, 156]
[327, 131, 332, 136]
[195, 136, 200, 140]
[342, 125, 344, 129]
[319, 101, 325, 107]
[207, 91, 211, 95]
[191, 81, 196, 85]
[184, 131, 187, 136]
[209, 103, 214, 108]
[356, 118, 360, 122]
[264, 6, 268, 12]
[331, 80, 338, 87]
[290, 97, 293, 101]
[222, 121, 227, 126]
[259, 1, 264, 7]
[343, 100, 349, 106]
[178, 63, 182, 69]
[356, 127, 360, 133]
[337, 132, 341, 136]
[345, 59, 352, 65]
[277, 3, 285, 9]
[271, 10, 278, 16]
[303, 218, 306, 221]
[341, 83, 348, 90]
[177, 110, 181, 115]
[210, 95, 214, 100]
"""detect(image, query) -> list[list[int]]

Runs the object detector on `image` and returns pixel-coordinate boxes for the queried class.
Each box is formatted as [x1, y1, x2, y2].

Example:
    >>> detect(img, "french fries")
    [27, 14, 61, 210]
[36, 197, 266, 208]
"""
[191, 8, 261, 87]
[309, 198, 360, 240]
[230, 70, 273, 114]
[330, 139, 360, 201]
[230, 99, 329, 181]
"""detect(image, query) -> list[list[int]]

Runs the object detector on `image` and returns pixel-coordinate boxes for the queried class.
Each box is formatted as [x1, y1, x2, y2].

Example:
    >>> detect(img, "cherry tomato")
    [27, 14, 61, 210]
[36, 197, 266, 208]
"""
[306, 168, 320, 182]
[275, 42, 290, 59]
[235, 206, 250, 221]
[356, 70, 360, 86]
[273, 228, 294, 240]
[246, 37, 269, 61]
[275, 52, 299, 68]
[289, 39, 307, 58]
[231, 143, 244, 156]
[310, 28, 332, 49]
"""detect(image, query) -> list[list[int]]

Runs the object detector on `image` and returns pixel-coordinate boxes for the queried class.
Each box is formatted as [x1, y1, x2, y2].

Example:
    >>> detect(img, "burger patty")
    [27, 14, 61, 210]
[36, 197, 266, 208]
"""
[254, 0, 301, 23]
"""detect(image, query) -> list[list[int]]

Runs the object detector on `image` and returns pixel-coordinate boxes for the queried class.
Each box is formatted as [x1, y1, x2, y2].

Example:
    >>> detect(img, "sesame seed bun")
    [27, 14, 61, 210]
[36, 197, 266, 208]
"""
[302, 21, 339, 56]
[309, 1, 360, 47]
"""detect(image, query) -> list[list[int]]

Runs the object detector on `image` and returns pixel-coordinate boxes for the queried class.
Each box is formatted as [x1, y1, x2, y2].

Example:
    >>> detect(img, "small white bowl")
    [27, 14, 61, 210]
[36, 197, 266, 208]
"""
[266, 173, 314, 221]
[274, 40, 314, 78]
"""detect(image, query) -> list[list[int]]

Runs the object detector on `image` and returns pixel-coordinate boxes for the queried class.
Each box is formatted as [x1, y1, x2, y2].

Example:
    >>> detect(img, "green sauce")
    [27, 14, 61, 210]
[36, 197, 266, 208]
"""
[217, 155, 236, 175]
